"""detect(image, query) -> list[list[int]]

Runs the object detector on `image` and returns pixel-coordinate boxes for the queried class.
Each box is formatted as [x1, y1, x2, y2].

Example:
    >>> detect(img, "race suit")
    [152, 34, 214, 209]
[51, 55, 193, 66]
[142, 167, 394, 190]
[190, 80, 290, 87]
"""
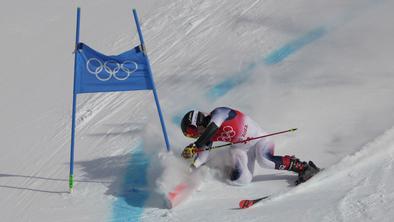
[192, 107, 284, 185]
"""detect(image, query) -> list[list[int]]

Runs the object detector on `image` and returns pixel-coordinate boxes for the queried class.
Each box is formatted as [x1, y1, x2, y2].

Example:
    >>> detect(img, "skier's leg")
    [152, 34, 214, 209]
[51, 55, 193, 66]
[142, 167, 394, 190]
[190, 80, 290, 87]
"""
[255, 140, 306, 171]
[255, 140, 320, 183]
[255, 140, 281, 169]
[227, 148, 253, 186]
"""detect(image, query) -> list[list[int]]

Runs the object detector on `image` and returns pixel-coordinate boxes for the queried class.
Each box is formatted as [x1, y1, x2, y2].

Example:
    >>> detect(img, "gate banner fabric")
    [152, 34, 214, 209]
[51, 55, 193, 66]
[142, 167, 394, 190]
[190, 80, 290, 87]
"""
[75, 43, 153, 94]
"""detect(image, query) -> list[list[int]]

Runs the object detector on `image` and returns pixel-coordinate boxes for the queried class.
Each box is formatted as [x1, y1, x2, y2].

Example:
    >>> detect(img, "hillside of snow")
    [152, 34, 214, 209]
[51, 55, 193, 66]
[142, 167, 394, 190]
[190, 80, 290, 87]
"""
[1, 0, 394, 221]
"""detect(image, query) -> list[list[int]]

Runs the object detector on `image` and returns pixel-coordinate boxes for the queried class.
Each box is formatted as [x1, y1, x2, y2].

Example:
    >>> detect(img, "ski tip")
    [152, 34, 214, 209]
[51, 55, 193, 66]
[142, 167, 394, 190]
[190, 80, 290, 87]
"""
[239, 196, 270, 209]
[166, 182, 189, 209]
[239, 200, 254, 209]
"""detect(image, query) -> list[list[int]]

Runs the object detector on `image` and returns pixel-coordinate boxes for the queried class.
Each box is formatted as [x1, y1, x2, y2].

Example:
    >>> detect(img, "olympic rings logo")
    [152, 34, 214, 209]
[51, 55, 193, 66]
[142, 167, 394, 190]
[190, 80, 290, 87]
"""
[86, 58, 138, 81]
[217, 126, 236, 142]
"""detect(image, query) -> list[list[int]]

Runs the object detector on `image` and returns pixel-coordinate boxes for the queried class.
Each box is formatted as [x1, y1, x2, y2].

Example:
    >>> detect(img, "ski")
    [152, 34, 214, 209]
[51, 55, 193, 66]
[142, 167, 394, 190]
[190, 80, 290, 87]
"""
[238, 163, 322, 209]
[239, 195, 270, 209]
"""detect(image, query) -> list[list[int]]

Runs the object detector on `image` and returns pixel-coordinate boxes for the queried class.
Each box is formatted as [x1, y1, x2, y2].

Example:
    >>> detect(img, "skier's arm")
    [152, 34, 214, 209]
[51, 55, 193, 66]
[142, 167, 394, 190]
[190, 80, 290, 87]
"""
[194, 123, 219, 148]
[193, 108, 230, 148]
[192, 149, 210, 168]
[191, 142, 213, 168]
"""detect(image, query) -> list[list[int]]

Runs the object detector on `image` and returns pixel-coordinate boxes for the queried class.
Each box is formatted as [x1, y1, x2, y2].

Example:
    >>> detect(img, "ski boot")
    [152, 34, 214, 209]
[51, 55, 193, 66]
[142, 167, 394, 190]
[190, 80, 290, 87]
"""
[281, 155, 320, 185]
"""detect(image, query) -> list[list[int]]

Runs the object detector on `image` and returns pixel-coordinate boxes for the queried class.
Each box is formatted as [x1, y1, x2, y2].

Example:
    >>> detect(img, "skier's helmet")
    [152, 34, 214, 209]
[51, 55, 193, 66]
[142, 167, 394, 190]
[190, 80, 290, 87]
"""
[181, 110, 205, 138]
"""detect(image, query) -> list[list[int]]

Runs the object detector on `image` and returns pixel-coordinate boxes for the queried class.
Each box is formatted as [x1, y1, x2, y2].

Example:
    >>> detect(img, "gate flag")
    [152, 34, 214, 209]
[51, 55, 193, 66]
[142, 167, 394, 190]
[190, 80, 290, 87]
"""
[69, 8, 171, 193]
[75, 43, 153, 93]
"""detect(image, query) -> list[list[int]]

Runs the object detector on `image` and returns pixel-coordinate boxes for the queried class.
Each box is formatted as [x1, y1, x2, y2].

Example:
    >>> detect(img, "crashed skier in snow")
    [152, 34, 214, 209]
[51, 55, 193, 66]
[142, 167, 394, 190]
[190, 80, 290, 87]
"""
[180, 107, 320, 185]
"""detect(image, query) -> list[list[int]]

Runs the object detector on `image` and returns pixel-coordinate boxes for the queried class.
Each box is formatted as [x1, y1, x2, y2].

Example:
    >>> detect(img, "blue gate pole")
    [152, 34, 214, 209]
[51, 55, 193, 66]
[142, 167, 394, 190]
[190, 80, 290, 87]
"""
[132, 9, 171, 152]
[69, 7, 81, 193]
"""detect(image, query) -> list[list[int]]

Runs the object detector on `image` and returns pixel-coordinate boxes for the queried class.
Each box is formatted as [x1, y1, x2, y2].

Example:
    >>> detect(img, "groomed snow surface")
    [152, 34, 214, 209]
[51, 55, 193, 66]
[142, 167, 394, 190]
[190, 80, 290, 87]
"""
[1, 0, 394, 221]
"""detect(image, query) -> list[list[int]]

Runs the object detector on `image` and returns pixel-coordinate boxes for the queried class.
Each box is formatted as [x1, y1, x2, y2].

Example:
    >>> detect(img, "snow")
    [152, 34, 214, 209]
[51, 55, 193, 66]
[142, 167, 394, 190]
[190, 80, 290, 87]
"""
[1, 0, 394, 221]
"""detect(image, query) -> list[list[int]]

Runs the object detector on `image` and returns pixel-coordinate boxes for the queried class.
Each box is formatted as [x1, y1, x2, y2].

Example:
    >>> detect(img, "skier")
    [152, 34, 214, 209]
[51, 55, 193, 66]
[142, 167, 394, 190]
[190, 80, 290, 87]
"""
[180, 107, 320, 185]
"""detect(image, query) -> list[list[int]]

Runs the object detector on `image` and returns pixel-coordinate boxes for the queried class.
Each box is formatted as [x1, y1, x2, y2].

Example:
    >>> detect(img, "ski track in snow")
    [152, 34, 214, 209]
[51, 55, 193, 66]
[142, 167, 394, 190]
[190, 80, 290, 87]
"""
[335, 129, 394, 222]
[268, 126, 394, 222]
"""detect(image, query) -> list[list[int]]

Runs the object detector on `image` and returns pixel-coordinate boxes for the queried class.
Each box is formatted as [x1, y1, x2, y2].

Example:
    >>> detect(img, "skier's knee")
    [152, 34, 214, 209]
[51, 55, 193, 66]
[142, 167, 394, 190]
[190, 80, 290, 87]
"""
[227, 168, 252, 186]
[257, 158, 276, 169]
[230, 168, 241, 181]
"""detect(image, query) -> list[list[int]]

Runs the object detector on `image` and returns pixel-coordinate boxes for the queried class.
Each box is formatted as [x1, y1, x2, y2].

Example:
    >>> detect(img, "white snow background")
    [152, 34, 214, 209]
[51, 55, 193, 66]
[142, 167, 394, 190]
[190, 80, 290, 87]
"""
[1, 0, 394, 221]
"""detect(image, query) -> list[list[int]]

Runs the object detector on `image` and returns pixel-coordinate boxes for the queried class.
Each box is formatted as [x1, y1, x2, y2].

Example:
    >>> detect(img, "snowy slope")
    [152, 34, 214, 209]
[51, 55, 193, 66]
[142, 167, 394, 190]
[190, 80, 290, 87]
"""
[1, 0, 394, 221]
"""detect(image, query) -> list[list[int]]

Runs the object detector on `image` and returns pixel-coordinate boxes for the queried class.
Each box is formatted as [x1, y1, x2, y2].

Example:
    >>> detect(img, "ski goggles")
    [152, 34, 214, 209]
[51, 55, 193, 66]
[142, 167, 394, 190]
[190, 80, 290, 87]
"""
[185, 125, 199, 138]
[184, 110, 201, 138]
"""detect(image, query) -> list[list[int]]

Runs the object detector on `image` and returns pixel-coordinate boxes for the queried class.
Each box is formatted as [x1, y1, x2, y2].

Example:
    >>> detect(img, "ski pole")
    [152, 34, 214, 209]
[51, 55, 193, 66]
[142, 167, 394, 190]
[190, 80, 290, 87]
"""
[197, 128, 297, 152]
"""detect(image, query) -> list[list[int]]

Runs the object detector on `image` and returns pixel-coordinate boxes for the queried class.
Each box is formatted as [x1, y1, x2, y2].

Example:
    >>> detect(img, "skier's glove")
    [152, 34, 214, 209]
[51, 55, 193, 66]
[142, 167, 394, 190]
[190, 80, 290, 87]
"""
[181, 143, 197, 159]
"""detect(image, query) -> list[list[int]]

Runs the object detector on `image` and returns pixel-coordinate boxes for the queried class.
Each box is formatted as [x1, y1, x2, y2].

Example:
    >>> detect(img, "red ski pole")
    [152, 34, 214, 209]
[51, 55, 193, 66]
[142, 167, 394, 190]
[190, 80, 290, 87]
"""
[197, 128, 297, 152]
